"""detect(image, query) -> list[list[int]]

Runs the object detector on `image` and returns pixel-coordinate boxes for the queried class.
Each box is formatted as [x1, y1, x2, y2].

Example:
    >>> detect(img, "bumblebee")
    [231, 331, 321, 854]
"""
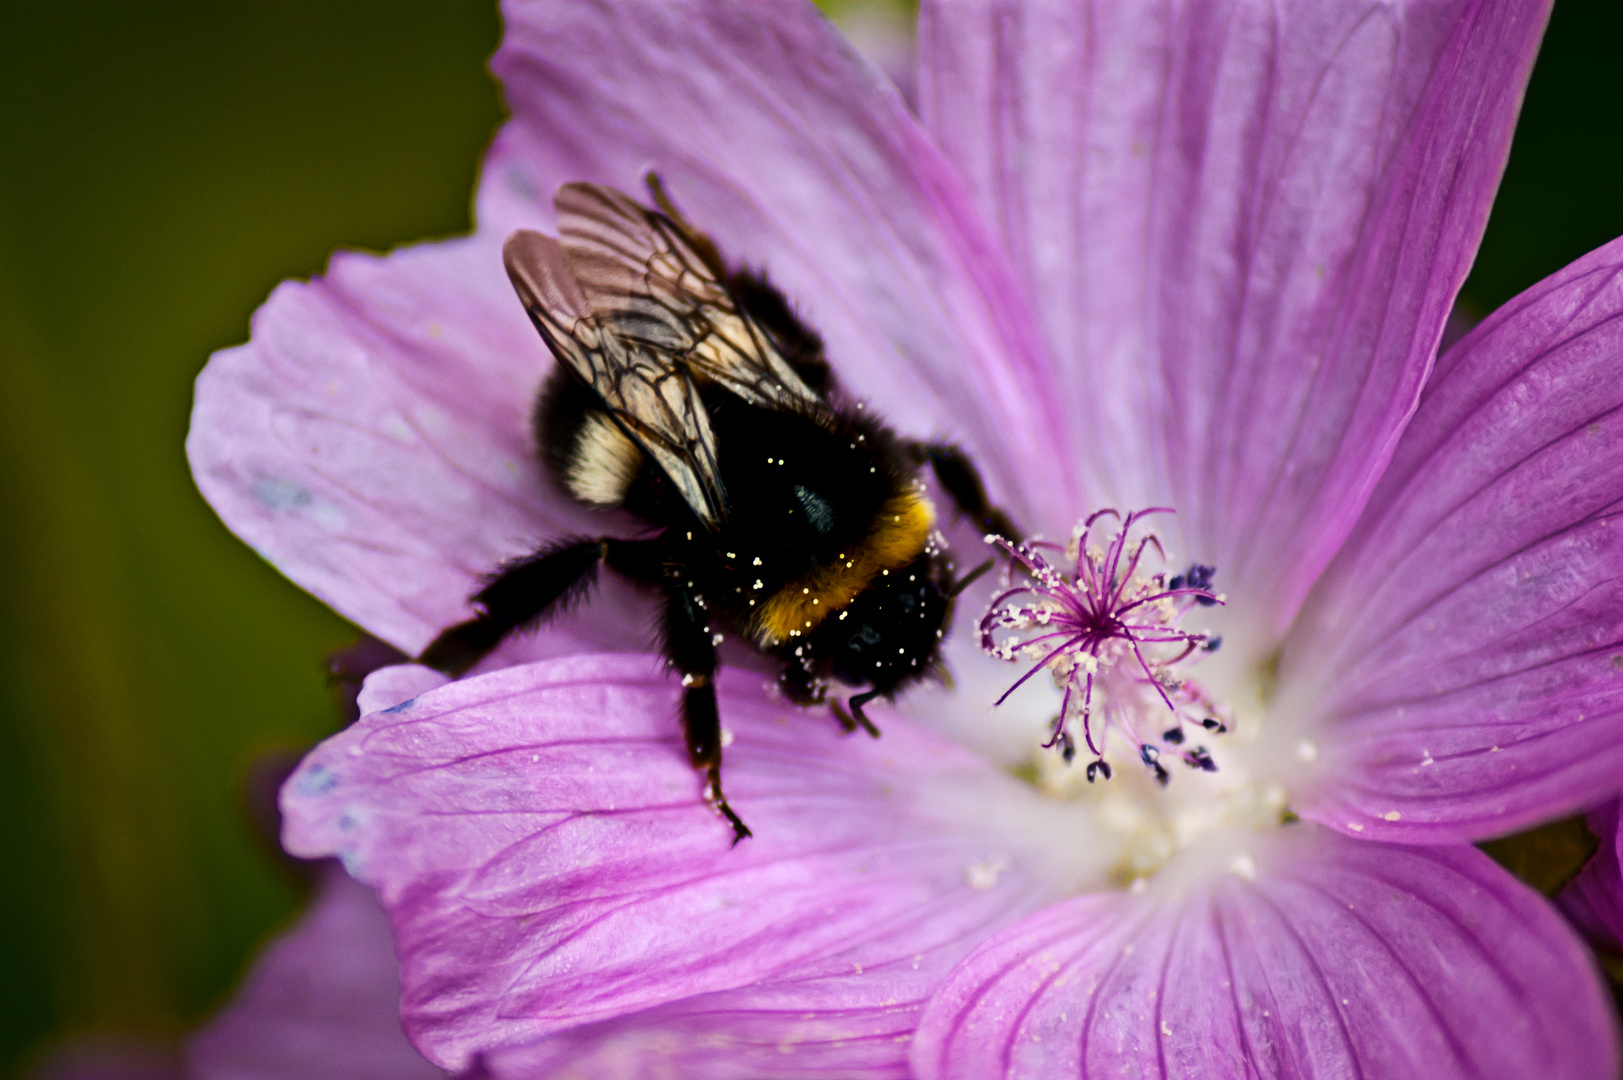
[421, 179, 1017, 841]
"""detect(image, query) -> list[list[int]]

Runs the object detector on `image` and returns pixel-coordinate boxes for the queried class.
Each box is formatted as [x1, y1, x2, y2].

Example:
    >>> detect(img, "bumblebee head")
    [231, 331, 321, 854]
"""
[817, 554, 952, 695]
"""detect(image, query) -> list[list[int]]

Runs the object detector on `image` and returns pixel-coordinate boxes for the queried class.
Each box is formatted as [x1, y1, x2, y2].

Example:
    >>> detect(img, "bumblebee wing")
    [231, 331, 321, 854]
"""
[504, 228, 725, 526]
[554, 182, 823, 414]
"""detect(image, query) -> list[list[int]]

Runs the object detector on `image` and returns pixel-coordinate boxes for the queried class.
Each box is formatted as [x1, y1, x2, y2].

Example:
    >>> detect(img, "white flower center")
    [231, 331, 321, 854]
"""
[980, 509, 1289, 882]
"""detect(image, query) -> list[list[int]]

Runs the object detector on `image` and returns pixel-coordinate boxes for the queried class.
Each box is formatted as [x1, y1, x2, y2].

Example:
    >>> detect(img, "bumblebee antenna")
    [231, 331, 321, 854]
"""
[643, 169, 678, 217]
[644, 170, 727, 278]
[947, 558, 995, 598]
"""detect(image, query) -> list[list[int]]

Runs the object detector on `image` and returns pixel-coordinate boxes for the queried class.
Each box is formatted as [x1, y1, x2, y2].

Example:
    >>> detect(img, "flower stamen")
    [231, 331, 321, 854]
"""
[980, 509, 1229, 784]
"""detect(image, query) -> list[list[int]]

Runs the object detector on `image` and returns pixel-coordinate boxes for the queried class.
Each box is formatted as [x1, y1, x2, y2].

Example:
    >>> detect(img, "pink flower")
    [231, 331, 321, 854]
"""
[188, 1, 1623, 1076]
[1561, 801, 1623, 957]
[188, 861, 447, 1080]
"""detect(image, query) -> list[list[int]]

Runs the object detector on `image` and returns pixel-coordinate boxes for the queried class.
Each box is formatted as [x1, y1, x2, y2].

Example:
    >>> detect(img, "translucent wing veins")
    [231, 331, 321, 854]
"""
[504, 228, 726, 526]
[503, 182, 824, 528]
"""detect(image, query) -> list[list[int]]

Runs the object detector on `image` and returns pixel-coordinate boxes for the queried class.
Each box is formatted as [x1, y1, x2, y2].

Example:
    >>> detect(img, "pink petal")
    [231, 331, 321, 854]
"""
[187, 233, 647, 660]
[919, 0, 1548, 636]
[478, 977, 951, 1080]
[913, 824, 1615, 1080]
[356, 663, 451, 717]
[187, 863, 445, 1080]
[1287, 237, 1623, 841]
[280, 653, 1078, 1072]
[482, 0, 1071, 530]
[1560, 801, 1623, 955]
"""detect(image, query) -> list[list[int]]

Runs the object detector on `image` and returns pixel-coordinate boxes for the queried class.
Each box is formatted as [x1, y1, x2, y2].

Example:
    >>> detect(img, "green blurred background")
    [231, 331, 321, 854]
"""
[0, 0, 1618, 1074]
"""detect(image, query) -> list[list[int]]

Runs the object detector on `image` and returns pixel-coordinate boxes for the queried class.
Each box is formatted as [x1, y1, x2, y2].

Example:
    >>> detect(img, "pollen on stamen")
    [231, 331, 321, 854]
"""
[978, 508, 1230, 786]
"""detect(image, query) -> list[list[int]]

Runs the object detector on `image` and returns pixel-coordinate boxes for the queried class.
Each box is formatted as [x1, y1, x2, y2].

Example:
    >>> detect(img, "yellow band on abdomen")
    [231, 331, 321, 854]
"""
[752, 490, 935, 646]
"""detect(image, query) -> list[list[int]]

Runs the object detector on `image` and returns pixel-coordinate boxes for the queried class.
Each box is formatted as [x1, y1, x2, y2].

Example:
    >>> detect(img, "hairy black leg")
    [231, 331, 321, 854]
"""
[419, 537, 605, 674]
[664, 582, 751, 843]
[419, 537, 662, 676]
[913, 442, 1022, 543]
[601, 535, 666, 584]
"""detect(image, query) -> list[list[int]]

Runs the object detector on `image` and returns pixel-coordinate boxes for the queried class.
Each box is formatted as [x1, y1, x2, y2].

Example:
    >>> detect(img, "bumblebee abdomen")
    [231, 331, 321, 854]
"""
[749, 489, 934, 646]
[686, 398, 934, 647]
[814, 553, 951, 694]
[537, 366, 678, 515]
[562, 410, 643, 506]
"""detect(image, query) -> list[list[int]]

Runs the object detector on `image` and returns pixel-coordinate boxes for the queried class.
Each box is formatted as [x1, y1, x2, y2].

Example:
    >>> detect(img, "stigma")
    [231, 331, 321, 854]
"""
[979, 508, 1231, 787]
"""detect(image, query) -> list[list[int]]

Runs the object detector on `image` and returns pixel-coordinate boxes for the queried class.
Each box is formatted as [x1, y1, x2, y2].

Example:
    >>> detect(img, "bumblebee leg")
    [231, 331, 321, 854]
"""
[843, 691, 882, 734]
[782, 664, 880, 737]
[326, 635, 410, 725]
[664, 583, 751, 843]
[830, 696, 881, 738]
[912, 442, 1022, 543]
[420, 536, 662, 676]
[600, 535, 666, 585]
